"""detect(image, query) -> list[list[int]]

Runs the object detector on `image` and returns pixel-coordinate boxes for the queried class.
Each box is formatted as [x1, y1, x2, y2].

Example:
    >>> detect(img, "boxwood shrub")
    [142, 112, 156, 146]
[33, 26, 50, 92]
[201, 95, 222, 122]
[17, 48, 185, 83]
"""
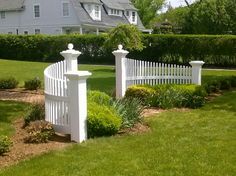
[87, 102, 121, 138]
[0, 136, 13, 155]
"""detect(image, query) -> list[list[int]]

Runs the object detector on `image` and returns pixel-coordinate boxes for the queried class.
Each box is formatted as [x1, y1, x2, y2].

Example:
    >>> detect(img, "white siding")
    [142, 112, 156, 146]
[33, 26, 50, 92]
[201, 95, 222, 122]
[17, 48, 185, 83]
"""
[0, 0, 82, 35]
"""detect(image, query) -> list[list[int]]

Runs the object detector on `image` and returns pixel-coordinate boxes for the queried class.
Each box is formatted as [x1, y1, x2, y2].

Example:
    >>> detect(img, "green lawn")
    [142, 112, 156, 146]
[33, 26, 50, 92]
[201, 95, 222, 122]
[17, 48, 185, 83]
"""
[0, 59, 115, 94]
[1, 59, 236, 94]
[0, 101, 27, 136]
[0, 90, 235, 175]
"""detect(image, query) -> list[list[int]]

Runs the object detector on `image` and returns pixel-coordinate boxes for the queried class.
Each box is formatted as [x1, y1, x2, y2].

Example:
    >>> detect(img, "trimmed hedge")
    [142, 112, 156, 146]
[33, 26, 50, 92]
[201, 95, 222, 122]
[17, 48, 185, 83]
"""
[0, 34, 235, 66]
[130, 34, 236, 67]
[0, 34, 112, 64]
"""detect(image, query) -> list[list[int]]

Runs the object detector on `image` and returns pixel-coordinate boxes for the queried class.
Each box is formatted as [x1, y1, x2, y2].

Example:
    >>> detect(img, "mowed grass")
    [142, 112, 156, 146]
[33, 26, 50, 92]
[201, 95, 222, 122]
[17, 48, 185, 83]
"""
[1, 90, 236, 175]
[0, 59, 115, 94]
[0, 101, 28, 136]
[0, 59, 236, 93]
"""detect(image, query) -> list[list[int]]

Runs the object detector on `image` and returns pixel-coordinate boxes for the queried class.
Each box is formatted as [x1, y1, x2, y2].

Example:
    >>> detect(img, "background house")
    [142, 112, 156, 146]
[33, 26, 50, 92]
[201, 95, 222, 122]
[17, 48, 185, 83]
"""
[0, 0, 146, 35]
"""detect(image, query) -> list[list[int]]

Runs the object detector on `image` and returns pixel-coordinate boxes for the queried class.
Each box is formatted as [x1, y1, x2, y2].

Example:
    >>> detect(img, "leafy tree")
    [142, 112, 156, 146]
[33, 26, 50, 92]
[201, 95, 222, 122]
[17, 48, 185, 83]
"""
[104, 24, 144, 51]
[151, 6, 190, 34]
[131, 0, 165, 27]
[183, 0, 235, 34]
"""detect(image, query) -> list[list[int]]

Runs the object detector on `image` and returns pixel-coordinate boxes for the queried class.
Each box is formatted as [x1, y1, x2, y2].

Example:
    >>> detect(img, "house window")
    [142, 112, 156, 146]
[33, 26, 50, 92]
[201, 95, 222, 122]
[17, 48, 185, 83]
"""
[24, 31, 28, 35]
[34, 5, 40, 18]
[62, 2, 69, 17]
[0, 11, 6, 19]
[126, 11, 129, 17]
[94, 5, 99, 18]
[35, 29, 40, 34]
[110, 9, 120, 16]
[132, 11, 136, 22]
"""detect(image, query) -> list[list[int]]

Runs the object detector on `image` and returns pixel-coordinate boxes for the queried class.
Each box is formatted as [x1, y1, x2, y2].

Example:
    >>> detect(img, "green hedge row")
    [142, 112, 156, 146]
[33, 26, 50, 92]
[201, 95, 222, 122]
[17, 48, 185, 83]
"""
[0, 34, 235, 66]
[0, 34, 111, 64]
[131, 34, 236, 67]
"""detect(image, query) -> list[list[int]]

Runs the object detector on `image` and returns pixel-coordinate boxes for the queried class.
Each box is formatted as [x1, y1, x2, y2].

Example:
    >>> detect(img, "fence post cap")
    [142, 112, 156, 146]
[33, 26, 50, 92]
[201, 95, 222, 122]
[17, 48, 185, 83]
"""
[189, 61, 205, 66]
[64, 71, 92, 80]
[112, 44, 129, 55]
[60, 43, 81, 55]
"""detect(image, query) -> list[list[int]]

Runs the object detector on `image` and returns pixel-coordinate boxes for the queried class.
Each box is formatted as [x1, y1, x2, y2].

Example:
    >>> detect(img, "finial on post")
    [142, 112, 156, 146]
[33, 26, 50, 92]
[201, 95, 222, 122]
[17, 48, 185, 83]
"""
[118, 44, 123, 50]
[68, 43, 74, 50]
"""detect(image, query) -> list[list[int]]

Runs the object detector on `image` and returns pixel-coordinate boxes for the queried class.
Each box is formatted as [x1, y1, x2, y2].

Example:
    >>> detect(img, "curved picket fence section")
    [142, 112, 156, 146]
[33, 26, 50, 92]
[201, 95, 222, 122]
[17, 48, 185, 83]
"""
[125, 58, 192, 89]
[44, 60, 70, 134]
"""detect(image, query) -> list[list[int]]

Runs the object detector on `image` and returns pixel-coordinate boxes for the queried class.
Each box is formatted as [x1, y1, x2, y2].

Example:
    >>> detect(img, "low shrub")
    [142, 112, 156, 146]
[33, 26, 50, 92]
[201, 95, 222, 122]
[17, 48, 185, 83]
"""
[126, 84, 207, 109]
[203, 76, 236, 94]
[24, 103, 45, 127]
[88, 90, 112, 106]
[112, 98, 144, 128]
[24, 77, 41, 90]
[125, 85, 155, 105]
[88, 102, 121, 138]
[0, 77, 18, 89]
[24, 120, 54, 143]
[0, 136, 13, 155]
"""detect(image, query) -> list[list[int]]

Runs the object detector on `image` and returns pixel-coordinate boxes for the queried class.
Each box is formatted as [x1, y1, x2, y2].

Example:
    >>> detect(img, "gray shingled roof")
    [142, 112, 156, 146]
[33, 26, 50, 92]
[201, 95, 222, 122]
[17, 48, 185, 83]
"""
[78, 0, 102, 4]
[0, 0, 25, 11]
[101, 0, 124, 10]
[72, 0, 145, 30]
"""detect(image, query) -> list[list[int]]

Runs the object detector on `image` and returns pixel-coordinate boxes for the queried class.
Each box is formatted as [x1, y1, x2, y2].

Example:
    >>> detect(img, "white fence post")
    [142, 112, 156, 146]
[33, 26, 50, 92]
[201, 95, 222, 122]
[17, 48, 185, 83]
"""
[189, 61, 205, 85]
[61, 44, 92, 143]
[112, 45, 129, 99]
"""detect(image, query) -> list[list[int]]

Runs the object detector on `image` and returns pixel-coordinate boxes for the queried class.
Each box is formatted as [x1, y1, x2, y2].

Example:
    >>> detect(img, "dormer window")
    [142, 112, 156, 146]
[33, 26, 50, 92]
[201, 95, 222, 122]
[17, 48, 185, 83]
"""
[126, 10, 137, 25]
[84, 3, 101, 21]
[108, 8, 122, 17]
[132, 11, 136, 23]
[94, 5, 100, 18]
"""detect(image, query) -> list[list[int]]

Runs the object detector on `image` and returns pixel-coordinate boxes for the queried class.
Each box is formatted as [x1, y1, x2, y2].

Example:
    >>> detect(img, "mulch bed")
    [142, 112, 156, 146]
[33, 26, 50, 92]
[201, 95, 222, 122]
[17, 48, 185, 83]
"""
[0, 88, 44, 103]
[0, 118, 72, 169]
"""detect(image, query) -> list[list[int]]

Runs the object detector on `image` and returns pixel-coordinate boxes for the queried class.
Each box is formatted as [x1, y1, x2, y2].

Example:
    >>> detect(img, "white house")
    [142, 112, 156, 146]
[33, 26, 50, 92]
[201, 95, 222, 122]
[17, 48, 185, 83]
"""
[0, 0, 146, 35]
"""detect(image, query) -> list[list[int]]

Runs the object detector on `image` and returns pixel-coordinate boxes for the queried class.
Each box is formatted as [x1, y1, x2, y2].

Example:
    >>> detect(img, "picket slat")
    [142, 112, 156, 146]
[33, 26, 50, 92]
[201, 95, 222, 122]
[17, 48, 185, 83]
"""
[125, 58, 192, 87]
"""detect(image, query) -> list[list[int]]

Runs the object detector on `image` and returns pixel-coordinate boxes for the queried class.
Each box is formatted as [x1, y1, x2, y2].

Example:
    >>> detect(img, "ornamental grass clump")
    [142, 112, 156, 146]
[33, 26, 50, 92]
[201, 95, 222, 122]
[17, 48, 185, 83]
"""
[112, 98, 144, 128]
[24, 103, 45, 127]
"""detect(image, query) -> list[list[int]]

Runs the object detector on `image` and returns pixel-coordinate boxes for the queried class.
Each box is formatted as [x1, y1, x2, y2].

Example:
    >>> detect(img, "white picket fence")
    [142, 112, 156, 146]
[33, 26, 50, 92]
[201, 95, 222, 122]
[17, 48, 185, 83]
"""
[44, 44, 91, 143]
[44, 60, 70, 134]
[125, 58, 192, 89]
[113, 45, 204, 99]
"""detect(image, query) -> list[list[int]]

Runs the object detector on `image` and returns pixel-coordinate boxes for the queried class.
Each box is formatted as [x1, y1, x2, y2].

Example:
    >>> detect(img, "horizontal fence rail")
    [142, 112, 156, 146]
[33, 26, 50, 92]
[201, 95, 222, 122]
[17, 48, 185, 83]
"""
[44, 60, 70, 134]
[125, 58, 192, 89]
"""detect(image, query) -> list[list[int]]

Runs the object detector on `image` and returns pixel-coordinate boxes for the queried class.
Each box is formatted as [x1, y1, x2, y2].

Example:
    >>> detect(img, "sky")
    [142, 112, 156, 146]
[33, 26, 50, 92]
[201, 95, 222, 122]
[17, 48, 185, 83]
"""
[167, 0, 196, 8]
[159, 0, 196, 13]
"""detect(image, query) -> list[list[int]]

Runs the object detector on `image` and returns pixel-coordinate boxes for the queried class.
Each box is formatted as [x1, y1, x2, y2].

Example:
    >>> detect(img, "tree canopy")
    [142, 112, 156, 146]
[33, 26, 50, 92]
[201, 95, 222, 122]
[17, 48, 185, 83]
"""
[152, 0, 236, 34]
[131, 0, 165, 27]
